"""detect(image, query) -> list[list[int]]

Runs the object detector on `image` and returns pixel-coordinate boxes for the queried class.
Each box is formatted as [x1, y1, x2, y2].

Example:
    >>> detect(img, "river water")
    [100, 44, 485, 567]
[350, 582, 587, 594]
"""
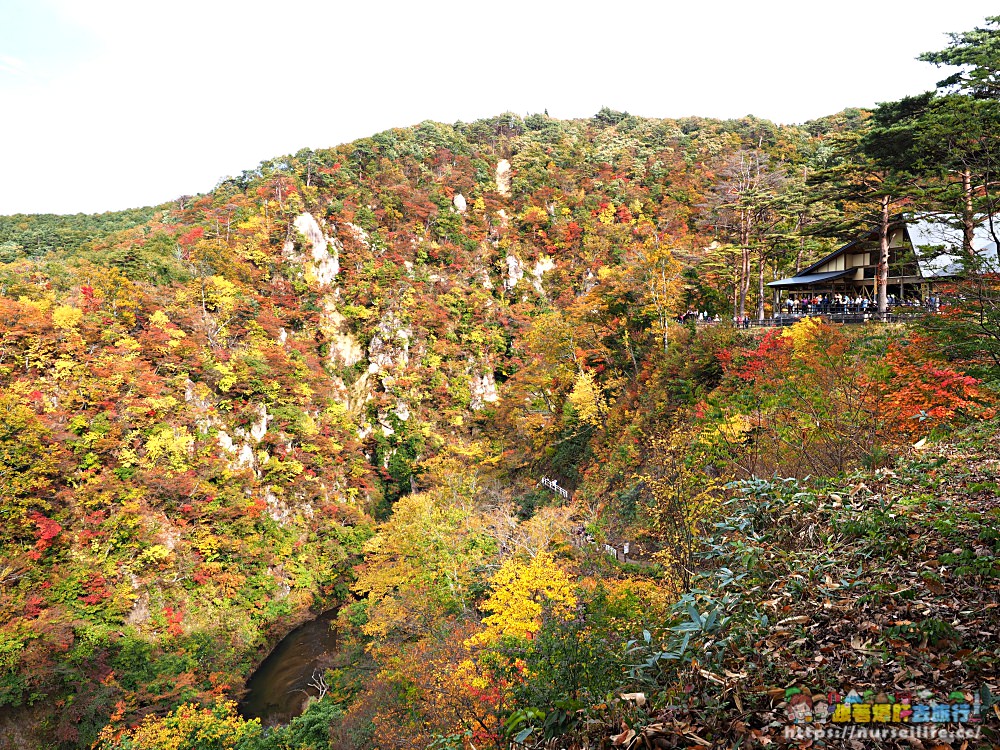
[239, 610, 339, 726]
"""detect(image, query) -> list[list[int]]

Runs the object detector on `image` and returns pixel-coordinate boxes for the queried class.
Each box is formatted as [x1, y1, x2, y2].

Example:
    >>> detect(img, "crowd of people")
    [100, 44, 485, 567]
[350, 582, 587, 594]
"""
[781, 293, 942, 316]
[678, 310, 722, 324]
[674, 293, 944, 329]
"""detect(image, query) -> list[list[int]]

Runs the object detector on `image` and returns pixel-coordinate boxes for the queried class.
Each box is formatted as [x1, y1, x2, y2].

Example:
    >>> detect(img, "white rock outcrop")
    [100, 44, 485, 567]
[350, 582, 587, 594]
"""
[377, 411, 395, 437]
[368, 312, 412, 372]
[249, 403, 270, 443]
[453, 193, 467, 213]
[496, 160, 512, 196]
[285, 212, 340, 287]
[217, 428, 255, 469]
[504, 254, 523, 290]
[238, 443, 255, 468]
[217, 430, 235, 454]
[394, 401, 411, 422]
[470, 371, 499, 410]
[265, 488, 290, 524]
[214, 403, 270, 471]
[531, 255, 556, 294]
[345, 222, 371, 248]
[125, 593, 150, 626]
[323, 305, 364, 367]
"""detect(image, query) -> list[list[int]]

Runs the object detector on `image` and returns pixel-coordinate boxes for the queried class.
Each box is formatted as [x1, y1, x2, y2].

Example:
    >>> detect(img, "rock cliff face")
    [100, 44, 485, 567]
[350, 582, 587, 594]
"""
[286, 212, 340, 287]
[323, 306, 364, 369]
[504, 253, 523, 290]
[470, 371, 499, 410]
[495, 159, 512, 195]
[530, 255, 555, 295]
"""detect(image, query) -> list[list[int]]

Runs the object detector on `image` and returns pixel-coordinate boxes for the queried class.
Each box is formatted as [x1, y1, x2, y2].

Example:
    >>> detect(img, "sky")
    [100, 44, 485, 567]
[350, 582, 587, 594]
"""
[0, 0, 996, 215]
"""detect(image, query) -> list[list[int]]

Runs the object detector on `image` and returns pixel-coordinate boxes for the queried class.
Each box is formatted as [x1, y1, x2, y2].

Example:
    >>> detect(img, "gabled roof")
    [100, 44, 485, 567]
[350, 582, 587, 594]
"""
[767, 269, 856, 288]
[797, 236, 869, 277]
[782, 215, 1000, 284]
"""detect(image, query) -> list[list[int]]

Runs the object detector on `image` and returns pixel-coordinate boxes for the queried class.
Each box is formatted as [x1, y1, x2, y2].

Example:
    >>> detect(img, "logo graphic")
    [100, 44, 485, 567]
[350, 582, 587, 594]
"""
[783, 686, 986, 726]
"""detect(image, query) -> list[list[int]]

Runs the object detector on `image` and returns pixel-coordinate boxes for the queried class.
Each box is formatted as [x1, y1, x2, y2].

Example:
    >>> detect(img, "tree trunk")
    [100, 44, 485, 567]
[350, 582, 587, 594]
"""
[962, 168, 975, 254]
[737, 248, 751, 316]
[877, 195, 891, 317]
[757, 255, 766, 320]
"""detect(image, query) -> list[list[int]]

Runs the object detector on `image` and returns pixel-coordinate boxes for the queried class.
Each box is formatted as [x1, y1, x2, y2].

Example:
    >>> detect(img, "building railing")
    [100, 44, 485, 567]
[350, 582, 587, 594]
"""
[568, 526, 640, 564]
[684, 301, 939, 328]
[776, 300, 936, 317]
[745, 313, 899, 327]
[539, 476, 570, 500]
[683, 301, 937, 327]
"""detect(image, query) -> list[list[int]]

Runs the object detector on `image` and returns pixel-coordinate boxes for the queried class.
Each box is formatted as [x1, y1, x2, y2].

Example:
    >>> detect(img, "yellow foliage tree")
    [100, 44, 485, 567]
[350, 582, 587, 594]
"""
[178, 274, 240, 343]
[83, 265, 143, 328]
[353, 482, 495, 644]
[94, 699, 260, 750]
[641, 432, 721, 591]
[144, 427, 194, 473]
[476, 552, 576, 642]
[51, 305, 82, 331]
[566, 370, 605, 427]
[636, 241, 683, 353]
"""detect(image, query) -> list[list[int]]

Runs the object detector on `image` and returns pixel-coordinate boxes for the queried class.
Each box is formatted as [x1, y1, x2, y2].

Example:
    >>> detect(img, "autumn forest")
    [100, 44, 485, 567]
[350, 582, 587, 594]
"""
[2, 17, 1000, 750]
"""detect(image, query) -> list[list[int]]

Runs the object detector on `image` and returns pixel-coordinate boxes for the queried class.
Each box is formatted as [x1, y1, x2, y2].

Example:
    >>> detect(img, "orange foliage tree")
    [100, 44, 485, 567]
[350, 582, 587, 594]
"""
[706, 320, 994, 477]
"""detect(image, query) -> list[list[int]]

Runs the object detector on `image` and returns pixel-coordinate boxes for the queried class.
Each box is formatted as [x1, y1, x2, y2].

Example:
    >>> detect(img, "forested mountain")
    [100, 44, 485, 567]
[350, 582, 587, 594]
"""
[0, 208, 164, 261]
[2, 17, 999, 750]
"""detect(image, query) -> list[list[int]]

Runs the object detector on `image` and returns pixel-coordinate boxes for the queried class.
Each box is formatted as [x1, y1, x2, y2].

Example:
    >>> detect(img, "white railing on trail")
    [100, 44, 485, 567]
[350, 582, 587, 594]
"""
[539, 480, 646, 565]
[539, 476, 570, 500]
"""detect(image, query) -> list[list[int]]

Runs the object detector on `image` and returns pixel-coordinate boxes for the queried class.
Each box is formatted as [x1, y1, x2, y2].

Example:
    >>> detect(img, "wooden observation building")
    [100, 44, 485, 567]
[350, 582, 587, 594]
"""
[768, 216, 1000, 302]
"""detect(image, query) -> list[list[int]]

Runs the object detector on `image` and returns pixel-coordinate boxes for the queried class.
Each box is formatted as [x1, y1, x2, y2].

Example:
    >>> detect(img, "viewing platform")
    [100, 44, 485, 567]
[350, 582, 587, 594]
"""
[743, 312, 908, 327]
[688, 301, 937, 328]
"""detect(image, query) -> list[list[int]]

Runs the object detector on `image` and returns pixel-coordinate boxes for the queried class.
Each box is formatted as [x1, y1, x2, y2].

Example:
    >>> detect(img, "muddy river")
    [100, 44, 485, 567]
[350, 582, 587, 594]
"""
[239, 610, 339, 726]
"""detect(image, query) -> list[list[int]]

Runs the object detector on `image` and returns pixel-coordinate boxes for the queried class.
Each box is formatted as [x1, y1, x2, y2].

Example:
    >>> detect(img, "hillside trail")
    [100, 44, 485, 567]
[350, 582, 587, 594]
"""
[539, 476, 656, 567]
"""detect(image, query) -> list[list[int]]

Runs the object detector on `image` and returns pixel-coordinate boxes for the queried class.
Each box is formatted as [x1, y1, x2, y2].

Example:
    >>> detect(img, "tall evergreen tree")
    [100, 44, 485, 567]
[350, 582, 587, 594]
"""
[806, 128, 917, 317]
[920, 15, 1000, 99]
[866, 92, 1000, 252]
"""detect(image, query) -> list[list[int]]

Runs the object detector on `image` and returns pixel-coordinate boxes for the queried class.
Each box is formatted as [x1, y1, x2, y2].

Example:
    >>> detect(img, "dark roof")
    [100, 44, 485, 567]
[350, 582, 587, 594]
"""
[767, 269, 857, 288]
[796, 219, 910, 276]
[791, 215, 998, 282]
[797, 239, 863, 276]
